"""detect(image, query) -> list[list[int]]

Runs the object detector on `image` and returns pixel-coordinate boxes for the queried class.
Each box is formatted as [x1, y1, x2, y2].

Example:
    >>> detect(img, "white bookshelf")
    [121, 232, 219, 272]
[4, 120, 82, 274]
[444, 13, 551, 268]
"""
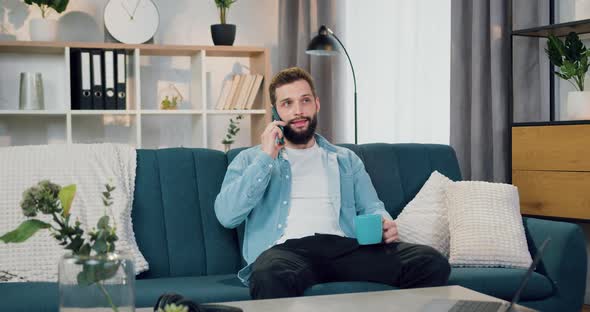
[0, 41, 271, 150]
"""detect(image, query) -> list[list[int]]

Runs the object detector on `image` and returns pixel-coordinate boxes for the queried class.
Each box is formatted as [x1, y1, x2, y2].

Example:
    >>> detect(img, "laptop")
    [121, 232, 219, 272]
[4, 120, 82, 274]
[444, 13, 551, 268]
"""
[423, 238, 551, 312]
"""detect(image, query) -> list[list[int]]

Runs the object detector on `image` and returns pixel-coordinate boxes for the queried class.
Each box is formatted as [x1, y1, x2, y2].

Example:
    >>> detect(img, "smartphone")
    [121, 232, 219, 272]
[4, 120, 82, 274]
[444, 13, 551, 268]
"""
[271, 106, 285, 145]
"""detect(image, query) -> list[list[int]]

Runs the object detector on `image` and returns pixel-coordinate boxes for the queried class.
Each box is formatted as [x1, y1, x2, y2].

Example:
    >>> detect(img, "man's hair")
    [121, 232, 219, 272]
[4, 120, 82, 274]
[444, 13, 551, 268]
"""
[269, 67, 317, 106]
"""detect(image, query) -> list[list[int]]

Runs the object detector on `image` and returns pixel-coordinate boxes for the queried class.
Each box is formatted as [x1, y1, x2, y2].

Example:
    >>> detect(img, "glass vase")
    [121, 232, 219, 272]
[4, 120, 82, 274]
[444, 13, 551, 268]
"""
[58, 252, 135, 312]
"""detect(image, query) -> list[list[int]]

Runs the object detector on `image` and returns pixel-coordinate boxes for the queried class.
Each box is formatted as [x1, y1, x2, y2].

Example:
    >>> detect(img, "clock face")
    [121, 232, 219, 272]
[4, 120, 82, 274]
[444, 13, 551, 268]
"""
[104, 0, 160, 44]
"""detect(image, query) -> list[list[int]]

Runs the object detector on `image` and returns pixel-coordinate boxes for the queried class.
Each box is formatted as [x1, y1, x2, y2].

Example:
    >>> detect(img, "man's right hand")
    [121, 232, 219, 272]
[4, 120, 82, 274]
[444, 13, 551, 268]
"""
[261, 120, 287, 159]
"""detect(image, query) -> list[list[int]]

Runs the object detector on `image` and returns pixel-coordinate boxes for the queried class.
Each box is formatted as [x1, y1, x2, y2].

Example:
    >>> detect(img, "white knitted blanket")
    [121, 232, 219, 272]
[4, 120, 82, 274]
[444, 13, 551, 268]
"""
[0, 143, 148, 282]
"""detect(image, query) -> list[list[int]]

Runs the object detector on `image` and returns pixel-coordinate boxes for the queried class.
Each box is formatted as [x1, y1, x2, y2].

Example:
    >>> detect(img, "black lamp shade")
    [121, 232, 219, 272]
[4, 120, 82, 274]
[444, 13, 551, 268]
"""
[306, 26, 339, 56]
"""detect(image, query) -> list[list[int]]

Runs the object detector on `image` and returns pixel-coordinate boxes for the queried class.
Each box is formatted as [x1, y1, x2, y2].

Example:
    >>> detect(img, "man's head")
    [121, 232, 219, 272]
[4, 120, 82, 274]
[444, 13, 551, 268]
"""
[269, 67, 320, 145]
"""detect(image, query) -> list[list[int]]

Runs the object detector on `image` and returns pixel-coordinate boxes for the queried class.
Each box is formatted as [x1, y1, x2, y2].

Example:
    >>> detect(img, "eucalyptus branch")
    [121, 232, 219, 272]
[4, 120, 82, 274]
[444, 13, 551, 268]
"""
[1, 180, 121, 312]
[98, 282, 120, 312]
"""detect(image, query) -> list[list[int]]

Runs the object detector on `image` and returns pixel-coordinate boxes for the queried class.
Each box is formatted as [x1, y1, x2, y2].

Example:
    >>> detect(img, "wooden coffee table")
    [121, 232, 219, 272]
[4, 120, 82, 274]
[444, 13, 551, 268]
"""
[137, 285, 536, 312]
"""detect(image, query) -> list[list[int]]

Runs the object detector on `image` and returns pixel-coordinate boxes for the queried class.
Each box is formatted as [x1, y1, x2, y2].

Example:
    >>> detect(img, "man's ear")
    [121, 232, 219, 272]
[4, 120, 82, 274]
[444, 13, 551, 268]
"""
[315, 97, 321, 113]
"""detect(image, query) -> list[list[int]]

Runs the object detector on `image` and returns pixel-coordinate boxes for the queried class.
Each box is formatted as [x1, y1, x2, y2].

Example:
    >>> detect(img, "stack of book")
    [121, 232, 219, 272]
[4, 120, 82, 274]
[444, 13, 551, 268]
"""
[215, 74, 263, 110]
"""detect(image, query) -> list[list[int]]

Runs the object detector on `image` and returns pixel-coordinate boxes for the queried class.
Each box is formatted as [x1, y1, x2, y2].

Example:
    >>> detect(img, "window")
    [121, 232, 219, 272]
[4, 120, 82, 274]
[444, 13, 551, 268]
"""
[343, 0, 450, 144]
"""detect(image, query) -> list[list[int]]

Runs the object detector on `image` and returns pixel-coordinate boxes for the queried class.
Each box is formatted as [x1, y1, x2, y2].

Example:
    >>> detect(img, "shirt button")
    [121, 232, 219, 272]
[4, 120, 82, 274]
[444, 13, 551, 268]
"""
[283, 201, 288, 205]
[285, 175, 289, 179]
[277, 223, 282, 228]
[257, 178, 262, 182]
[269, 164, 273, 168]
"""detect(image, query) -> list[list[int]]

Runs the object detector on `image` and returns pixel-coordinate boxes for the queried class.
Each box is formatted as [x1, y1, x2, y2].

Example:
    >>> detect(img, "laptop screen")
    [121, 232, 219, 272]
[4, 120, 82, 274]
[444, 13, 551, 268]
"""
[508, 237, 551, 308]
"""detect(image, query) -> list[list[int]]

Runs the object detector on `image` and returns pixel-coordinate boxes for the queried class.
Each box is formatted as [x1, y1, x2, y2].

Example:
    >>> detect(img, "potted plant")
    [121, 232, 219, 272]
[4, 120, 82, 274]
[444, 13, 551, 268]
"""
[545, 31, 590, 120]
[221, 114, 242, 152]
[25, 0, 69, 41]
[211, 0, 237, 46]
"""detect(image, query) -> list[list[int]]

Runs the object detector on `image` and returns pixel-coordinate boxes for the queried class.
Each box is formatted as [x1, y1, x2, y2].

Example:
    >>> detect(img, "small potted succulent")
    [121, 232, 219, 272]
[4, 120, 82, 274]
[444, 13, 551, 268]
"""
[211, 0, 237, 46]
[25, 0, 69, 41]
[545, 32, 590, 120]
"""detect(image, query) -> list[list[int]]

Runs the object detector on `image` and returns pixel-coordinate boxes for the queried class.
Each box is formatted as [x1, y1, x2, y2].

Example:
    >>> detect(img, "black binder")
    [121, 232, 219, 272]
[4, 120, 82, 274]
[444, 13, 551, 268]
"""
[115, 49, 127, 110]
[103, 50, 117, 110]
[90, 49, 104, 109]
[70, 49, 92, 110]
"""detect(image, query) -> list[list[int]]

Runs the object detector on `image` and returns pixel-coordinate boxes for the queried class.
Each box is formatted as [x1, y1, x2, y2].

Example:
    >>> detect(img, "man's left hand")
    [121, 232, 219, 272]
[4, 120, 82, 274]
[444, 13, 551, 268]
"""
[382, 218, 398, 244]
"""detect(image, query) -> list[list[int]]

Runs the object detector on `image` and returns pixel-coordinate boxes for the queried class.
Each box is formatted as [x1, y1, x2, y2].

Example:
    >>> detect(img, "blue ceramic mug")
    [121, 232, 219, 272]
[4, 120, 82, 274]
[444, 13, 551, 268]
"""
[354, 214, 382, 245]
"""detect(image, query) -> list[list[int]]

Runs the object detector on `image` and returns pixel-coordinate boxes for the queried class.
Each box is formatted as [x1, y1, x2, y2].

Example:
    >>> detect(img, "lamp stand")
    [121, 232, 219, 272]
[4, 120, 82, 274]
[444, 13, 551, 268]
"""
[326, 28, 358, 144]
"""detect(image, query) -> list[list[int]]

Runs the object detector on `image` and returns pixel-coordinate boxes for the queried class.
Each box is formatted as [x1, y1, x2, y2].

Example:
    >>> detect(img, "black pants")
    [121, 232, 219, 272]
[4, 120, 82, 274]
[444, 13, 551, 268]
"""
[249, 234, 451, 299]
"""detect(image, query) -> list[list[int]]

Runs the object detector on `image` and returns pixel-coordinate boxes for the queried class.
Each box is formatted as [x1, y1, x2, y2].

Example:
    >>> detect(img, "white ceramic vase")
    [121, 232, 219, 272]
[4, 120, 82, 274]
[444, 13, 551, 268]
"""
[566, 91, 590, 120]
[30, 18, 58, 41]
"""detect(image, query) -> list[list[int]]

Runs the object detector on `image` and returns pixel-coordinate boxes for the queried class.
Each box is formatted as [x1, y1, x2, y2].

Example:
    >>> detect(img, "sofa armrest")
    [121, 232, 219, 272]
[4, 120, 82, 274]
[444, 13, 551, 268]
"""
[523, 217, 587, 309]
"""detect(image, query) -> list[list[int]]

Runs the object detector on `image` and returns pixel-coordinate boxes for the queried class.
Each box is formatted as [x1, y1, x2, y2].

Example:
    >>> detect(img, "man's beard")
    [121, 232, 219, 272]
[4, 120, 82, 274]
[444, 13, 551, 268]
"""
[283, 114, 318, 145]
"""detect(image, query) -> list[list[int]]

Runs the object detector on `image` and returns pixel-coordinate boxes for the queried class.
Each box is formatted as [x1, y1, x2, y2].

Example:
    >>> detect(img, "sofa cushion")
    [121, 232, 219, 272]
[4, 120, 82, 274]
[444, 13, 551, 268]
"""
[446, 181, 532, 269]
[136, 274, 250, 307]
[448, 268, 554, 301]
[395, 171, 452, 257]
[0, 282, 57, 312]
[133, 149, 242, 279]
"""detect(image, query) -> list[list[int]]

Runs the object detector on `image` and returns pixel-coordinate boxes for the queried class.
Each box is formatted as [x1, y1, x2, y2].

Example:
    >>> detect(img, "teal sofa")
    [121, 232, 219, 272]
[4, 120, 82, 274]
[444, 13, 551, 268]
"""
[1, 144, 586, 311]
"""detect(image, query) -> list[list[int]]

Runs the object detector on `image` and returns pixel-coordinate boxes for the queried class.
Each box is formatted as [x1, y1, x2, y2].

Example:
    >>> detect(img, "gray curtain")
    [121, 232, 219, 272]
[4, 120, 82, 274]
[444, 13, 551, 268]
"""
[450, 0, 511, 182]
[451, 0, 549, 182]
[278, 0, 348, 143]
[512, 1, 550, 123]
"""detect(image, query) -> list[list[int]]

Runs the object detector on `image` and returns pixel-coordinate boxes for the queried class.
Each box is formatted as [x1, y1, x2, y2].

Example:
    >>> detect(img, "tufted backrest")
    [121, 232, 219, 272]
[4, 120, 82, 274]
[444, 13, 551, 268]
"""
[132, 144, 461, 278]
[132, 148, 242, 279]
[339, 143, 462, 218]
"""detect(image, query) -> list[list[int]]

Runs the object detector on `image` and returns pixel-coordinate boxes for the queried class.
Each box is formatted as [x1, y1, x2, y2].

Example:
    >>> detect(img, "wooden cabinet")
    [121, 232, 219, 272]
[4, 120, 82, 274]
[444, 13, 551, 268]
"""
[512, 124, 590, 220]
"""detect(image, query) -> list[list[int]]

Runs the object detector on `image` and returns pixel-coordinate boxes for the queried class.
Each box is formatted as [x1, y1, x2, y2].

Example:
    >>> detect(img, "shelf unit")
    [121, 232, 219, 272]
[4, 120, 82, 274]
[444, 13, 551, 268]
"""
[510, 1, 590, 221]
[0, 41, 271, 150]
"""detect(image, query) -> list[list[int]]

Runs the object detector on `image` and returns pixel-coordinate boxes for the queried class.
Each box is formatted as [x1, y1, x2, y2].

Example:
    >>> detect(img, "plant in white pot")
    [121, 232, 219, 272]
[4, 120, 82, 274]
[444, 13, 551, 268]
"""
[545, 32, 590, 120]
[25, 0, 69, 41]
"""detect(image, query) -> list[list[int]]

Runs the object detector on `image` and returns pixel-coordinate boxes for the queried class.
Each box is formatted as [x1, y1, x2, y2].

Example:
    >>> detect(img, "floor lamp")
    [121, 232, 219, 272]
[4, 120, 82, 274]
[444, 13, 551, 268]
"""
[306, 25, 358, 144]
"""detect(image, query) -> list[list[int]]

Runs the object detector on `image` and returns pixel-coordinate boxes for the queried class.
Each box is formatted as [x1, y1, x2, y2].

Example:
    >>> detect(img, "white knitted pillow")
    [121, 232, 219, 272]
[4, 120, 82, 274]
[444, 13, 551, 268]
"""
[445, 181, 532, 268]
[395, 171, 451, 257]
[0, 144, 148, 282]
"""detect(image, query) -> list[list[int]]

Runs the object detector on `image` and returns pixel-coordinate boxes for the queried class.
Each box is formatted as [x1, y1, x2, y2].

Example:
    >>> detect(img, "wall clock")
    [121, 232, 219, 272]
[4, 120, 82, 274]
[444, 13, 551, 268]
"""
[104, 0, 159, 44]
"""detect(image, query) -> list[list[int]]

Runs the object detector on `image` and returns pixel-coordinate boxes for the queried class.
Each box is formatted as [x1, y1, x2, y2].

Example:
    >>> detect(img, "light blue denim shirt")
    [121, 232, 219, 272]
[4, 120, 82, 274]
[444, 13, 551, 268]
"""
[214, 134, 392, 285]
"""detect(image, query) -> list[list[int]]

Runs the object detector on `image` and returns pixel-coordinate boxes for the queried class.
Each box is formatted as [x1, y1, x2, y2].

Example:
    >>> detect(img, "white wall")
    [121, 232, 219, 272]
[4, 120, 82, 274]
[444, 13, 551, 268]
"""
[1, 0, 278, 69]
[343, 0, 451, 144]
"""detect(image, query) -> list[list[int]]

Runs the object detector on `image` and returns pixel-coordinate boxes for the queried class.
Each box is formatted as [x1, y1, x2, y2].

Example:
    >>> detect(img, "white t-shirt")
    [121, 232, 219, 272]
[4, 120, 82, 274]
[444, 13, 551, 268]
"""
[276, 142, 345, 244]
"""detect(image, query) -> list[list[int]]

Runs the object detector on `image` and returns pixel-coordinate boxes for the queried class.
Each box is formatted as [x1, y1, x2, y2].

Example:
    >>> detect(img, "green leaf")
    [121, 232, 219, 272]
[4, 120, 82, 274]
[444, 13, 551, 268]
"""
[95, 261, 120, 281]
[92, 238, 107, 254]
[97, 216, 110, 230]
[560, 61, 577, 78]
[78, 243, 91, 256]
[59, 184, 76, 217]
[65, 235, 84, 252]
[546, 35, 565, 67]
[92, 230, 109, 254]
[0, 219, 51, 243]
[565, 32, 585, 62]
[51, 0, 69, 14]
[106, 184, 116, 192]
[555, 71, 569, 80]
[77, 264, 97, 286]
